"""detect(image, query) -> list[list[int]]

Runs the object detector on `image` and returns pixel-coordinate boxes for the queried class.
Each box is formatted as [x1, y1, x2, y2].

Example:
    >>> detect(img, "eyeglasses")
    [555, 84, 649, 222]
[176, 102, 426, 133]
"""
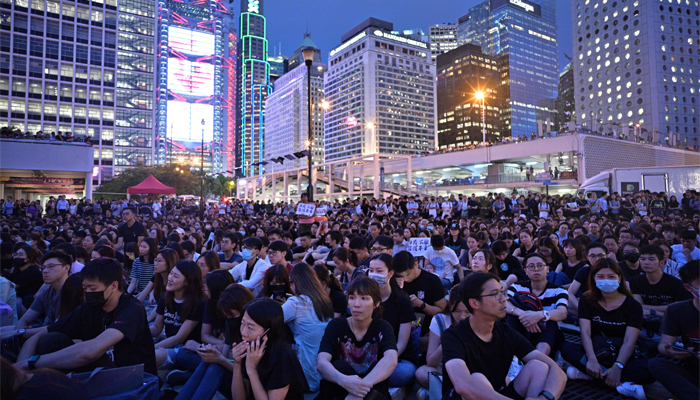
[525, 263, 547, 271]
[370, 247, 388, 253]
[588, 253, 606, 260]
[477, 289, 507, 301]
[40, 263, 64, 271]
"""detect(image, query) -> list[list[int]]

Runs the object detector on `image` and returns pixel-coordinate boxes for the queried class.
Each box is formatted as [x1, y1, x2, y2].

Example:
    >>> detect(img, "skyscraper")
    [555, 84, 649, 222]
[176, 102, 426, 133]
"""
[461, 0, 559, 138]
[572, 0, 699, 142]
[324, 18, 436, 161]
[237, 0, 271, 177]
[436, 44, 501, 149]
[556, 61, 574, 131]
[156, 0, 236, 175]
[268, 54, 289, 84]
[0, 0, 158, 185]
[428, 23, 458, 63]
[265, 34, 326, 173]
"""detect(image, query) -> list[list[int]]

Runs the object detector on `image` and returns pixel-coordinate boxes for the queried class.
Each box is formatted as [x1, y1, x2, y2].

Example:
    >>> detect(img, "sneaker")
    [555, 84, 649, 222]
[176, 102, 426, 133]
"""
[566, 366, 593, 381]
[165, 369, 192, 386]
[616, 382, 646, 400]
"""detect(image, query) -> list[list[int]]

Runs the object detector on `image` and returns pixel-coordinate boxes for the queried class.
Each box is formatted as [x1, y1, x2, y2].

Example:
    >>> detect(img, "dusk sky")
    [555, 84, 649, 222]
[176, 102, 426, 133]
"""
[265, 0, 574, 73]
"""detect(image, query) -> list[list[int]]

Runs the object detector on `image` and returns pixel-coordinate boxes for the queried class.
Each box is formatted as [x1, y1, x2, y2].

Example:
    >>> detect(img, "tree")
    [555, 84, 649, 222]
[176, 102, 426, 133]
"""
[207, 175, 236, 197]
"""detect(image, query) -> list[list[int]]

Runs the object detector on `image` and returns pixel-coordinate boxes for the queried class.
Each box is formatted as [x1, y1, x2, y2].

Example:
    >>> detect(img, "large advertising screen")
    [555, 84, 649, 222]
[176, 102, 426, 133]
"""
[167, 101, 214, 143]
[169, 26, 215, 55]
[167, 58, 215, 96]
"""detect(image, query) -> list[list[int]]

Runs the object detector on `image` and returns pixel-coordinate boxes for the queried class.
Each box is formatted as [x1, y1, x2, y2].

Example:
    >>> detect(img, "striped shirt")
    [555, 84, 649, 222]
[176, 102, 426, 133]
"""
[507, 281, 568, 311]
[131, 258, 154, 295]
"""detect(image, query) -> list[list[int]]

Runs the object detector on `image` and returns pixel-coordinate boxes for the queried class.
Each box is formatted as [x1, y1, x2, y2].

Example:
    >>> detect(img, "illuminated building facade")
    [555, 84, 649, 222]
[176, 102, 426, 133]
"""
[1, 0, 158, 185]
[236, 0, 270, 177]
[265, 34, 326, 173]
[324, 18, 436, 161]
[461, 0, 559, 138]
[156, 0, 235, 175]
[428, 23, 458, 63]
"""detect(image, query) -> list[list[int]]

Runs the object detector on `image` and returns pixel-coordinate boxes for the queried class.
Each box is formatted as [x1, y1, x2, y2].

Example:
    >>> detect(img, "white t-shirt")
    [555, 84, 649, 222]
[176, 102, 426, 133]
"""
[423, 246, 460, 282]
[429, 313, 452, 337]
[71, 261, 84, 275]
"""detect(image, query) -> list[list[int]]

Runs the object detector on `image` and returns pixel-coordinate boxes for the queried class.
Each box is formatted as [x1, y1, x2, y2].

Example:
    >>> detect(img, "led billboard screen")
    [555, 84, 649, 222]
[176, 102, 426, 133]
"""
[168, 26, 215, 55]
[167, 58, 215, 96]
[167, 101, 214, 143]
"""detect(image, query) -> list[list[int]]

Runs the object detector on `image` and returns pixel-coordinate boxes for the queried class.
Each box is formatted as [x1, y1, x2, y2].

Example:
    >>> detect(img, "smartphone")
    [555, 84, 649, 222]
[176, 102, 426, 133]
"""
[258, 328, 270, 342]
[672, 345, 699, 355]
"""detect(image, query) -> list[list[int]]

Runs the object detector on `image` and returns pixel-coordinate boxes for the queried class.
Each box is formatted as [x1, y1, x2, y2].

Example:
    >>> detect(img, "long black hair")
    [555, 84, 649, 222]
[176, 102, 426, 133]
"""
[58, 273, 85, 319]
[205, 270, 234, 332]
[244, 298, 290, 375]
[164, 260, 205, 321]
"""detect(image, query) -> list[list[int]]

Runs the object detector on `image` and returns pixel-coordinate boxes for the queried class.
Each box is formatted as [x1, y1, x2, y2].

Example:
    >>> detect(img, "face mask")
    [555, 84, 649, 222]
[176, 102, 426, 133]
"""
[596, 279, 620, 293]
[427, 226, 434, 231]
[241, 248, 254, 261]
[624, 252, 640, 264]
[689, 287, 700, 300]
[369, 272, 389, 287]
[12, 258, 26, 268]
[85, 286, 114, 308]
[419, 225, 424, 229]
[239, 230, 247, 236]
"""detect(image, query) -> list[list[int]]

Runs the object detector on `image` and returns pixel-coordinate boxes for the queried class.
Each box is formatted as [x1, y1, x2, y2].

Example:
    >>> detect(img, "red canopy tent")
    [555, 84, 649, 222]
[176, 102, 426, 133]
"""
[127, 175, 176, 195]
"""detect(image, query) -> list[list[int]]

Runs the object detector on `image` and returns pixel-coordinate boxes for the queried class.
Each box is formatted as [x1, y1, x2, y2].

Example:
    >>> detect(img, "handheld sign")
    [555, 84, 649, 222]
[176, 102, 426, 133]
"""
[407, 237, 431, 258]
[296, 203, 316, 218]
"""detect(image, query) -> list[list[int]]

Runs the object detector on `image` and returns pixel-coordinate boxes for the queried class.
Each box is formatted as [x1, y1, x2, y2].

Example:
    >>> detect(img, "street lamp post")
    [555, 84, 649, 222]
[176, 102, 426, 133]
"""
[302, 45, 316, 201]
[200, 118, 205, 220]
[475, 91, 486, 145]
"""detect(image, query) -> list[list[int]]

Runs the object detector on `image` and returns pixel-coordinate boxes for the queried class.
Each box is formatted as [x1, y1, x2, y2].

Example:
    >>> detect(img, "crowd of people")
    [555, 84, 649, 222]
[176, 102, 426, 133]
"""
[0, 187, 699, 400]
[0, 127, 93, 145]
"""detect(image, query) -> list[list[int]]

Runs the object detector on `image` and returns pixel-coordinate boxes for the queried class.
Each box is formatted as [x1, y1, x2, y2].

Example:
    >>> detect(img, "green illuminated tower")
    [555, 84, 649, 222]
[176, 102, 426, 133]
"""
[236, 0, 271, 177]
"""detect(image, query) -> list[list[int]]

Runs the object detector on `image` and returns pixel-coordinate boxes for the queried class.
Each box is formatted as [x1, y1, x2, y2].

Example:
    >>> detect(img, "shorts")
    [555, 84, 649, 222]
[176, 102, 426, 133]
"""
[499, 381, 525, 400]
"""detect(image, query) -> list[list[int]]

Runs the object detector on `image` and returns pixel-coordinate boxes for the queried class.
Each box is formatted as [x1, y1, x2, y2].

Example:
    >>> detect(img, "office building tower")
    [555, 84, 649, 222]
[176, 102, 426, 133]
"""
[436, 44, 500, 149]
[0, 0, 158, 185]
[324, 18, 436, 161]
[391, 29, 427, 43]
[265, 34, 326, 173]
[428, 23, 458, 63]
[156, 0, 236, 176]
[572, 0, 699, 141]
[268, 55, 289, 84]
[557, 61, 574, 131]
[456, 13, 470, 45]
[236, 0, 270, 177]
[462, 0, 559, 138]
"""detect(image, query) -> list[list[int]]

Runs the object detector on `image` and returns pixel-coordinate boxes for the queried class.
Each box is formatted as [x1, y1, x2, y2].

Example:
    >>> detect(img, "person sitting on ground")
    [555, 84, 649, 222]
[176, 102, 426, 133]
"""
[554, 238, 587, 288]
[561, 258, 654, 400]
[630, 244, 692, 318]
[316, 277, 398, 399]
[196, 250, 220, 280]
[567, 242, 608, 315]
[15, 257, 157, 375]
[671, 229, 700, 266]
[1, 356, 87, 400]
[230, 237, 270, 296]
[414, 284, 470, 391]
[150, 260, 206, 369]
[649, 260, 700, 400]
[333, 247, 365, 291]
[442, 272, 567, 400]
[230, 298, 309, 400]
[506, 253, 569, 357]
[424, 234, 462, 288]
[218, 232, 243, 270]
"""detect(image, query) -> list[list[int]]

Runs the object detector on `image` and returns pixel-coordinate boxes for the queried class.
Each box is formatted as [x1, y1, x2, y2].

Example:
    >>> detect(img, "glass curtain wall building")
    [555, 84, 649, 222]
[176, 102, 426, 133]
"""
[428, 23, 458, 63]
[1, 0, 157, 185]
[461, 0, 559, 138]
[572, 0, 699, 142]
[324, 18, 436, 161]
[156, 0, 235, 175]
[236, 0, 270, 177]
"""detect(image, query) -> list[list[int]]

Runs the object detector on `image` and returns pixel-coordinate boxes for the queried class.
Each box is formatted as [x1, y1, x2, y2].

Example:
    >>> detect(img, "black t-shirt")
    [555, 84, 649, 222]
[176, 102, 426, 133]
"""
[224, 316, 243, 346]
[573, 265, 592, 294]
[117, 221, 146, 244]
[442, 318, 534, 399]
[381, 289, 417, 363]
[241, 344, 308, 400]
[202, 300, 226, 337]
[402, 270, 445, 336]
[578, 295, 643, 338]
[15, 369, 88, 400]
[48, 294, 157, 375]
[219, 252, 243, 265]
[319, 317, 397, 397]
[496, 255, 527, 281]
[629, 273, 692, 306]
[619, 260, 645, 281]
[560, 260, 588, 282]
[329, 288, 348, 316]
[467, 199, 479, 217]
[662, 300, 699, 365]
[156, 296, 206, 342]
[445, 237, 468, 256]
[8, 264, 43, 299]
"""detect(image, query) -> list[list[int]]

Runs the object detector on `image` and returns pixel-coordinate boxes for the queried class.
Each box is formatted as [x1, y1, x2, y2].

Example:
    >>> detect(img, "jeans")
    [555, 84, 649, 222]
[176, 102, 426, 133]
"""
[560, 341, 655, 384]
[317, 359, 389, 400]
[175, 360, 232, 400]
[388, 359, 417, 387]
[37, 332, 116, 373]
[175, 348, 203, 372]
[648, 357, 699, 400]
